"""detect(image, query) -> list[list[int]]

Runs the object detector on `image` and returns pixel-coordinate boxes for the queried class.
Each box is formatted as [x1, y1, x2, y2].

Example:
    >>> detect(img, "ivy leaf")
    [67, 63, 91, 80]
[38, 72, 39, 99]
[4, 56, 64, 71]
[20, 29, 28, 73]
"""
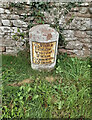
[17, 28, 20, 33]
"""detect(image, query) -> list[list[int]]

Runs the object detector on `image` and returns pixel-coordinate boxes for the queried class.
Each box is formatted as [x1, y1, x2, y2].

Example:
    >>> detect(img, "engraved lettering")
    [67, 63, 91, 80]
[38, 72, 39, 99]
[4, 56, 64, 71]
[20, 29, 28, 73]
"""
[32, 42, 56, 64]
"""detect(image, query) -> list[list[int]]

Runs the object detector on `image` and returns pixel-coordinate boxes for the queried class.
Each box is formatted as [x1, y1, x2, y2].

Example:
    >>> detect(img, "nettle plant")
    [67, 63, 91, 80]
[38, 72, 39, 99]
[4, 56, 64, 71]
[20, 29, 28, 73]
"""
[12, 28, 27, 50]
[12, 28, 25, 41]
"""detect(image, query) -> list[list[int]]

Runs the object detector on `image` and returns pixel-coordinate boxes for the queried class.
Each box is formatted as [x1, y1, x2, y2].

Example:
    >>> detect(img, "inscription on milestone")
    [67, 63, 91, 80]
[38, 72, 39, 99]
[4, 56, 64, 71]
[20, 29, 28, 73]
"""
[32, 42, 56, 64]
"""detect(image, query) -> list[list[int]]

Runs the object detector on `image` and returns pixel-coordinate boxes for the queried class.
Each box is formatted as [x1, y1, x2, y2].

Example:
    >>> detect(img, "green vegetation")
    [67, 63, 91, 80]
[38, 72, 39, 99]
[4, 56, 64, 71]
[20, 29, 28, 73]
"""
[10, 2, 81, 48]
[1, 2, 91, 119]
[2, 51, 91, 119]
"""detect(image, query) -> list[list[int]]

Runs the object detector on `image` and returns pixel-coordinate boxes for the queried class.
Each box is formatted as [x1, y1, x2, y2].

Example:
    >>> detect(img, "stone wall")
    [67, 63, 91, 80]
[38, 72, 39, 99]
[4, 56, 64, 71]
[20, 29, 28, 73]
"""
[60, 2, 92, 57]
[0, 2, 29, 55]
[0, 2, 92, 57]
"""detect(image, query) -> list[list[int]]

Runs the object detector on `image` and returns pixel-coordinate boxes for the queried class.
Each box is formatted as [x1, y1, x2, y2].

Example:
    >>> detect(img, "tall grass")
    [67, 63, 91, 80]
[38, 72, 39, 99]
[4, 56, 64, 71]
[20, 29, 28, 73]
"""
[2, 54, 91, 119]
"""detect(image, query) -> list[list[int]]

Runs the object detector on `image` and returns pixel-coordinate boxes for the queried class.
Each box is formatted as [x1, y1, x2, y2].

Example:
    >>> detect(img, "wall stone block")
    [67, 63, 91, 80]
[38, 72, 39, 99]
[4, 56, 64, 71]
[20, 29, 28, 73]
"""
[79, 7, 88, 14]
[1, 14, 9, 19]
[64, 38, 77, 42]
[2, 39, 16, 47]
[66, 41, 83, 50]
[0, 46, 6, 52]
[72, 50, 84, 56]
[74, 31, 90, 38]
[86, 31, 92, 36]
[2, 20, 11, 26]
[0, 8, 4, 13]
[71, 7, 79, 12]
[6, 46, 17, 53]
[0, 27, 12, 33]
[0, 20, 2, 26]
[61, 17, 91, 31]
[80, 3, 89, 7]
[63, 30, 74, 38]
[78, 38, 90, 43]
[10, 14, 19, 20]
[12, 20, 28, 27]
[83, 47, 90, 57]
[89, 7, 92, 14]
[0, 3, 3, 7]
[5, 9, 10, 14]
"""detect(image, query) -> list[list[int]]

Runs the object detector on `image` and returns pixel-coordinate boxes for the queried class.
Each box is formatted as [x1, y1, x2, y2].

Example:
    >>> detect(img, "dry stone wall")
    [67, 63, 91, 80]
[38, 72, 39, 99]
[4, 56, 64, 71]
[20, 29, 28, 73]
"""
[0, 2, 28, 55]
[0, 1, 92, 57]
[59, 2, 92, 57]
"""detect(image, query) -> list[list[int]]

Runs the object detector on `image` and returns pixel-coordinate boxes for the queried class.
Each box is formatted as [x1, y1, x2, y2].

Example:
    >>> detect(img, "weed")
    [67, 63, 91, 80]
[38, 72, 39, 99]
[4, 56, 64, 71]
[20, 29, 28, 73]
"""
[2, 54, 91, 119]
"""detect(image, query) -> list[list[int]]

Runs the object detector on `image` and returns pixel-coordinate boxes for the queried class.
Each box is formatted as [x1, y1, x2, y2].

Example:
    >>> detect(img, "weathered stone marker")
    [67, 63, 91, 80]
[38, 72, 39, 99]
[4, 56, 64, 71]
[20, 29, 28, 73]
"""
[29, 24, 59, 71]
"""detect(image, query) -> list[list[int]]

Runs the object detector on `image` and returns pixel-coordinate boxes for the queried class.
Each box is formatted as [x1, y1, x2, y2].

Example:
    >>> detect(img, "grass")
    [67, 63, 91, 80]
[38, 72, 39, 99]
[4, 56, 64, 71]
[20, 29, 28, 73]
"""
[1, 51, 92, 119]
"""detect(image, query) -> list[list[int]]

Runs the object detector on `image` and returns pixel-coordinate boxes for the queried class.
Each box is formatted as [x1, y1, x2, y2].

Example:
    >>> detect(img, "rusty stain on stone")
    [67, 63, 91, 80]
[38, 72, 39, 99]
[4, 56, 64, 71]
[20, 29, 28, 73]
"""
[30, 34, 32, 38]
[0, 46, 6, 52]
[47, 33, 52, 40]
[41, 28, 54, 34]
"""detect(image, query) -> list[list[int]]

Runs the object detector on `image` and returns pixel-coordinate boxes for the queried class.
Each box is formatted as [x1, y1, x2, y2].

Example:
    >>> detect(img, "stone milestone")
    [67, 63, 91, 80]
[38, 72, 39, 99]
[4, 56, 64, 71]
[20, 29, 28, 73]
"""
[29, 24, 59, 71]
